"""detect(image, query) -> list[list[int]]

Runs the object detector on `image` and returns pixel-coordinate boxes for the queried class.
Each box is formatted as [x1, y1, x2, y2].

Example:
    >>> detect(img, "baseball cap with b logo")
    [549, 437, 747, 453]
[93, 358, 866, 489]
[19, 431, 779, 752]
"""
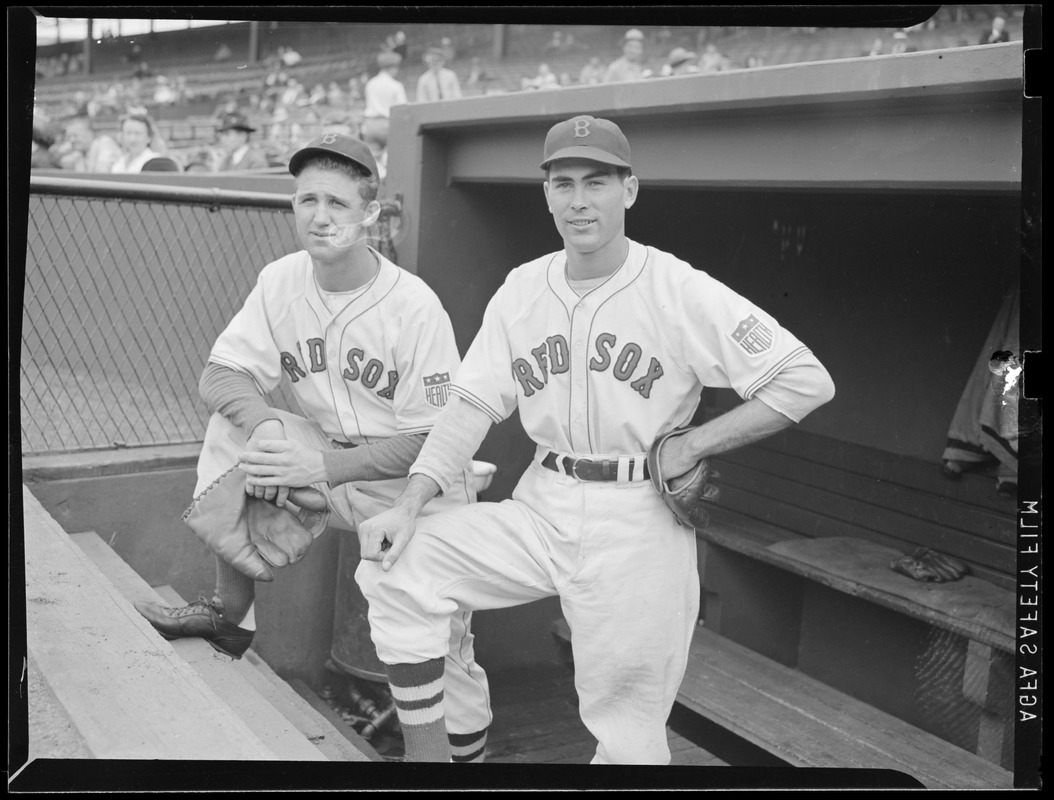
[540, 115, 632, 171]
[288, 132, 379, 178]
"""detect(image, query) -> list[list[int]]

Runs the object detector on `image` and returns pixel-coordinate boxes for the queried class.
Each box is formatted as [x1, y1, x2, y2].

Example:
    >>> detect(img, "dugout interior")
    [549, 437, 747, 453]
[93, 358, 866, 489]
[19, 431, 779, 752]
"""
[384, 42, 1026, 674]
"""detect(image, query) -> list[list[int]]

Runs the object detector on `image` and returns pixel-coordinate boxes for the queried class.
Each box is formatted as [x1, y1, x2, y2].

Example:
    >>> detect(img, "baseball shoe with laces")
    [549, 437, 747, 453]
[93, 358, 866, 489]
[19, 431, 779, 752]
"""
[134, 596, 254, 658]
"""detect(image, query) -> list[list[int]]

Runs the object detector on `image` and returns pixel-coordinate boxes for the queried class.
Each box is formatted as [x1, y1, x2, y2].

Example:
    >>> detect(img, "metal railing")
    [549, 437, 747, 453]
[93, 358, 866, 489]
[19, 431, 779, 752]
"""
[21, 176, 304, 455]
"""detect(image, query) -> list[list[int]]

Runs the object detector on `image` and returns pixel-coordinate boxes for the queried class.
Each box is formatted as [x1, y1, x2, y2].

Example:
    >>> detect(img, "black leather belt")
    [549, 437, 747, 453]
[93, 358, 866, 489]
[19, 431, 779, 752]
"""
[541, 452, 650, 482]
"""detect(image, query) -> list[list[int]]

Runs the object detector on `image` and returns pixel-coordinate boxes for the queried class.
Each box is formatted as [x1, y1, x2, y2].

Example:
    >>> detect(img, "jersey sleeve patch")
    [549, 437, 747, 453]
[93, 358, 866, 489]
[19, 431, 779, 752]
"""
[729, 314, 774, 357]
[423, 371, 452, 408]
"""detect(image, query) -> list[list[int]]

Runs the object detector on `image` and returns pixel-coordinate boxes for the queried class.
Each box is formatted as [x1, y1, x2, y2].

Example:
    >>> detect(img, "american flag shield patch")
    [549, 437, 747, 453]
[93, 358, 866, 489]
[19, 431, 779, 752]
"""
[423, 372, 452, 407]
[730, 314, 774, 356]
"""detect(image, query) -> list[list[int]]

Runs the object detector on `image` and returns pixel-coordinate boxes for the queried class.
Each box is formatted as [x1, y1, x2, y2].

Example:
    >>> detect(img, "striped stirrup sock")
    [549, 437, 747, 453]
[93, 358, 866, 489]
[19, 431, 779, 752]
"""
[449, 729, 488, 763]
[386, 658, 450, 762]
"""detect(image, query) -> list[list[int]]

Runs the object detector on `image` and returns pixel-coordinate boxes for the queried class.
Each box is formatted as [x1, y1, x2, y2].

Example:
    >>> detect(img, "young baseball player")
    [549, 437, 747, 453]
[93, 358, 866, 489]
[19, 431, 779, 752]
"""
[355, 115, 836, 764]
[134, 132, 492, 763]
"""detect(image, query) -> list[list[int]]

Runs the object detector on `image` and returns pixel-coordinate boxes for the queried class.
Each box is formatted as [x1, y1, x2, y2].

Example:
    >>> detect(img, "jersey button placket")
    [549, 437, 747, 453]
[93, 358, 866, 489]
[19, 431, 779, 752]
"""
[569, 304, 590, 451]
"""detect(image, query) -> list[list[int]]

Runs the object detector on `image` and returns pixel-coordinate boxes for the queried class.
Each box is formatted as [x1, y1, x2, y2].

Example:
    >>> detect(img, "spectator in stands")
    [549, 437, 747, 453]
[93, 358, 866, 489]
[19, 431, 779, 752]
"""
[698, 43, 725, 74]
[153, 76, 178, 107]
[215, 43, 233, 63]
[661, 47, 699, 77]
[390, 30, 408, 61]
[866, 37, 885, 56]
[604, 28, 651, 83]
[545, 30, 565, 55]
[326, 81, 346, 108]
[440, 36, 456, 65]
[307, 83, 328, 106]
[110, 113, 163, 174]
[890, 29, 915, 54]
[174, 75, 193, 104]
[347, 74, 366, 102]
[31, 117, 61, 170]
[281, 78, 305, 108]
[57, 116, 122, 173]
[363, 51, 408, 150]
[416, 46, 462, 102]
[142, 155, 183, 172]
[579, 56, 605, 85]
[745, 54, 765, 68]
[280, 45, 303, 68]
[216, 112, 270, 171]
[979, 15, 1011, 45]
[532, 63, 561, 91]
[466, 57, 488, 88]
[126, 42, 145, 76]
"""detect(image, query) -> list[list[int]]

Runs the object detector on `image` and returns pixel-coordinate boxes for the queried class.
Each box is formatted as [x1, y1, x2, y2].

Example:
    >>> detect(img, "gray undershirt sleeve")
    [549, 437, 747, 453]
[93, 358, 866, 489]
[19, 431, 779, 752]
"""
[411, 395, 494, 494]
[198, 361, 280, 435]
[321, 433, 427, 487]
[199, 361, 427, 487]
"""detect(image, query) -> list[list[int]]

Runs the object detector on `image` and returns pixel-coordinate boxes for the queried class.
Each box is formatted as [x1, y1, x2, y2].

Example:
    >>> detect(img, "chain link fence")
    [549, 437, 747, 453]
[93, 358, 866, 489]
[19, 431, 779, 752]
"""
[21, 177, 307, 455]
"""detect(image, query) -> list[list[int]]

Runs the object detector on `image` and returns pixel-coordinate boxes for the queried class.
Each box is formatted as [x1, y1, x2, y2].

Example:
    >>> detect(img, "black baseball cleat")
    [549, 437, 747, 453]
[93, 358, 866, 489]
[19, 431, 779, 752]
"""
[134, 596, 254, 659]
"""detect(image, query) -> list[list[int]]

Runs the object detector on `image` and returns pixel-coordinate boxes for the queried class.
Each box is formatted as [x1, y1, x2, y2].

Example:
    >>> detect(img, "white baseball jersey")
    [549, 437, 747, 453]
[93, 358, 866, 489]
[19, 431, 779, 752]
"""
[209, 248, 461, 445]
[451, 239, 813, 456]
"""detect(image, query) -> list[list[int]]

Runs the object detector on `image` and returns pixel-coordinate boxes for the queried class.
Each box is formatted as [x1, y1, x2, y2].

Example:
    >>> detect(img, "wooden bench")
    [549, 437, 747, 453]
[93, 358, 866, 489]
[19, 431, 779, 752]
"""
[696, 425, 1016, 771]
[550, 619, 1011, 789]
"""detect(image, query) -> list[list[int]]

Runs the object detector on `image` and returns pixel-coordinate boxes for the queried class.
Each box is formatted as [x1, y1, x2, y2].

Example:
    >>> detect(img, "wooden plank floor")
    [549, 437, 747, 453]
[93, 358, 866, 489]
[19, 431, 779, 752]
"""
[477, 664, 727, 766]
[349, 661, 728, 765]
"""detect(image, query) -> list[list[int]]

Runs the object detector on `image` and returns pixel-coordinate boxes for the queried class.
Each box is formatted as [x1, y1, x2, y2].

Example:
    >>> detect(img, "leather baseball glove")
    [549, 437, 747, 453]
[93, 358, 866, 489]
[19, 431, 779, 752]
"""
[183, 464, 330, 582]
[647, 427, 721, 528]
[889, 547, 970, 583]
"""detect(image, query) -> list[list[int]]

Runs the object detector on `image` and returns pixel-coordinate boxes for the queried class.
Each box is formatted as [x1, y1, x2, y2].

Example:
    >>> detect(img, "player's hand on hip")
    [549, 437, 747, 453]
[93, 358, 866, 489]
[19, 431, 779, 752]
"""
[240, 438, 326, 507]
[358, 505, 418, 571]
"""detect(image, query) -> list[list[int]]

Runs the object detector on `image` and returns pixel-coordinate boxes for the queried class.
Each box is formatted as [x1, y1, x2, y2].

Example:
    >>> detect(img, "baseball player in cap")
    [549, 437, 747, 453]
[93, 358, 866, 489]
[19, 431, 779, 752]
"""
[135, 132, 493, 762]
[215, 111, 270, 171]
[355, 115, 835, 763]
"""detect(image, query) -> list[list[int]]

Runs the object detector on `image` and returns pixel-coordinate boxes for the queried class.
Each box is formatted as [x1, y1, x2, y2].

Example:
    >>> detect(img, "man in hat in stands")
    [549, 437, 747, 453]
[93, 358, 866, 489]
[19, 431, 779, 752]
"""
[416, 46, 462, 103]
[661, 47, 699, 77]
[604, 28, 652, 83]
[216, 111, 270, 171]
[363, 50, 408, 154]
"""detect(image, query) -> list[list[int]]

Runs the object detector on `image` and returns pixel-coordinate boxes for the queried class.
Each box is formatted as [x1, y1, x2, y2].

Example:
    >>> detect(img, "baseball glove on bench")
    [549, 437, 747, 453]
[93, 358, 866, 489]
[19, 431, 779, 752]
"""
[647, 427, 721, 529]
[183, 464, 330, 582]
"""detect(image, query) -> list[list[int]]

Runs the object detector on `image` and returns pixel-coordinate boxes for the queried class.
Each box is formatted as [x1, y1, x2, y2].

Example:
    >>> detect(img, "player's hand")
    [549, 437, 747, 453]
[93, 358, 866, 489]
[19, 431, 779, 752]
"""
[658, 428, 702, 483]
[243, 420, 288, 506]
[240, 439, 326, 507]
[358, 504, 418, 571]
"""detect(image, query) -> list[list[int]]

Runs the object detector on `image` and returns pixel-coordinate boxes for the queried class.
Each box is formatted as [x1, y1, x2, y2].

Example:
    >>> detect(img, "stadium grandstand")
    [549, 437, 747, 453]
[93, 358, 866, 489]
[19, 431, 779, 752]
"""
[31, 8, 1026, 172]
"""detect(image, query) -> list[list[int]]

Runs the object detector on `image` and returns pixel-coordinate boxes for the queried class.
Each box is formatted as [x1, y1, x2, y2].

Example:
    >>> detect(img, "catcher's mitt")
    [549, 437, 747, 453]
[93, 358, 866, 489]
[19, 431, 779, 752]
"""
[889, 547, 970, 583]
[647, 427, 720, 528]
[183, 465, 330, 582]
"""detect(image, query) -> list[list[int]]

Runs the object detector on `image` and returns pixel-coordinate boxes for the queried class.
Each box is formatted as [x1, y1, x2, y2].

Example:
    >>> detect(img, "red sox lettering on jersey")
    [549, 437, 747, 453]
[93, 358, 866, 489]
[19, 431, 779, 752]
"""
[512, 333, 665, 399]
[451, 240, 811, 456]
[208, 249, 460, 445]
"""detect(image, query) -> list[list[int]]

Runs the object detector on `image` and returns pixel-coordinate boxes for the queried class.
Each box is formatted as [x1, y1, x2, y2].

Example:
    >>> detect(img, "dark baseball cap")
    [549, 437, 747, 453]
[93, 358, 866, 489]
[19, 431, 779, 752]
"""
[288, 132, 379, 178]
[540, 115, 631, 171]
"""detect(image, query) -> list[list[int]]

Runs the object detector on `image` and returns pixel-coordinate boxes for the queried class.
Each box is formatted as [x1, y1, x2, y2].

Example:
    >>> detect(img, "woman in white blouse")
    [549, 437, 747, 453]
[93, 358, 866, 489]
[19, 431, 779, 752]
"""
[110, 113, 162, 174]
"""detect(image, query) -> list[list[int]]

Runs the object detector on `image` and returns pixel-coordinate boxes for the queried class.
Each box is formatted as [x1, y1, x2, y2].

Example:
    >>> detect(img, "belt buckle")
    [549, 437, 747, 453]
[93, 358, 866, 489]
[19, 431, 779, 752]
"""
[570, 457, 593, 482]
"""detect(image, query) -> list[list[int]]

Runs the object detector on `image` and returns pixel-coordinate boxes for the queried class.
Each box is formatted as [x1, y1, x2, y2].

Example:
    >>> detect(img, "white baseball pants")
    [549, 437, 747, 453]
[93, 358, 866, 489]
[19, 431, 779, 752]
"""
[356, 457, 700, 764]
